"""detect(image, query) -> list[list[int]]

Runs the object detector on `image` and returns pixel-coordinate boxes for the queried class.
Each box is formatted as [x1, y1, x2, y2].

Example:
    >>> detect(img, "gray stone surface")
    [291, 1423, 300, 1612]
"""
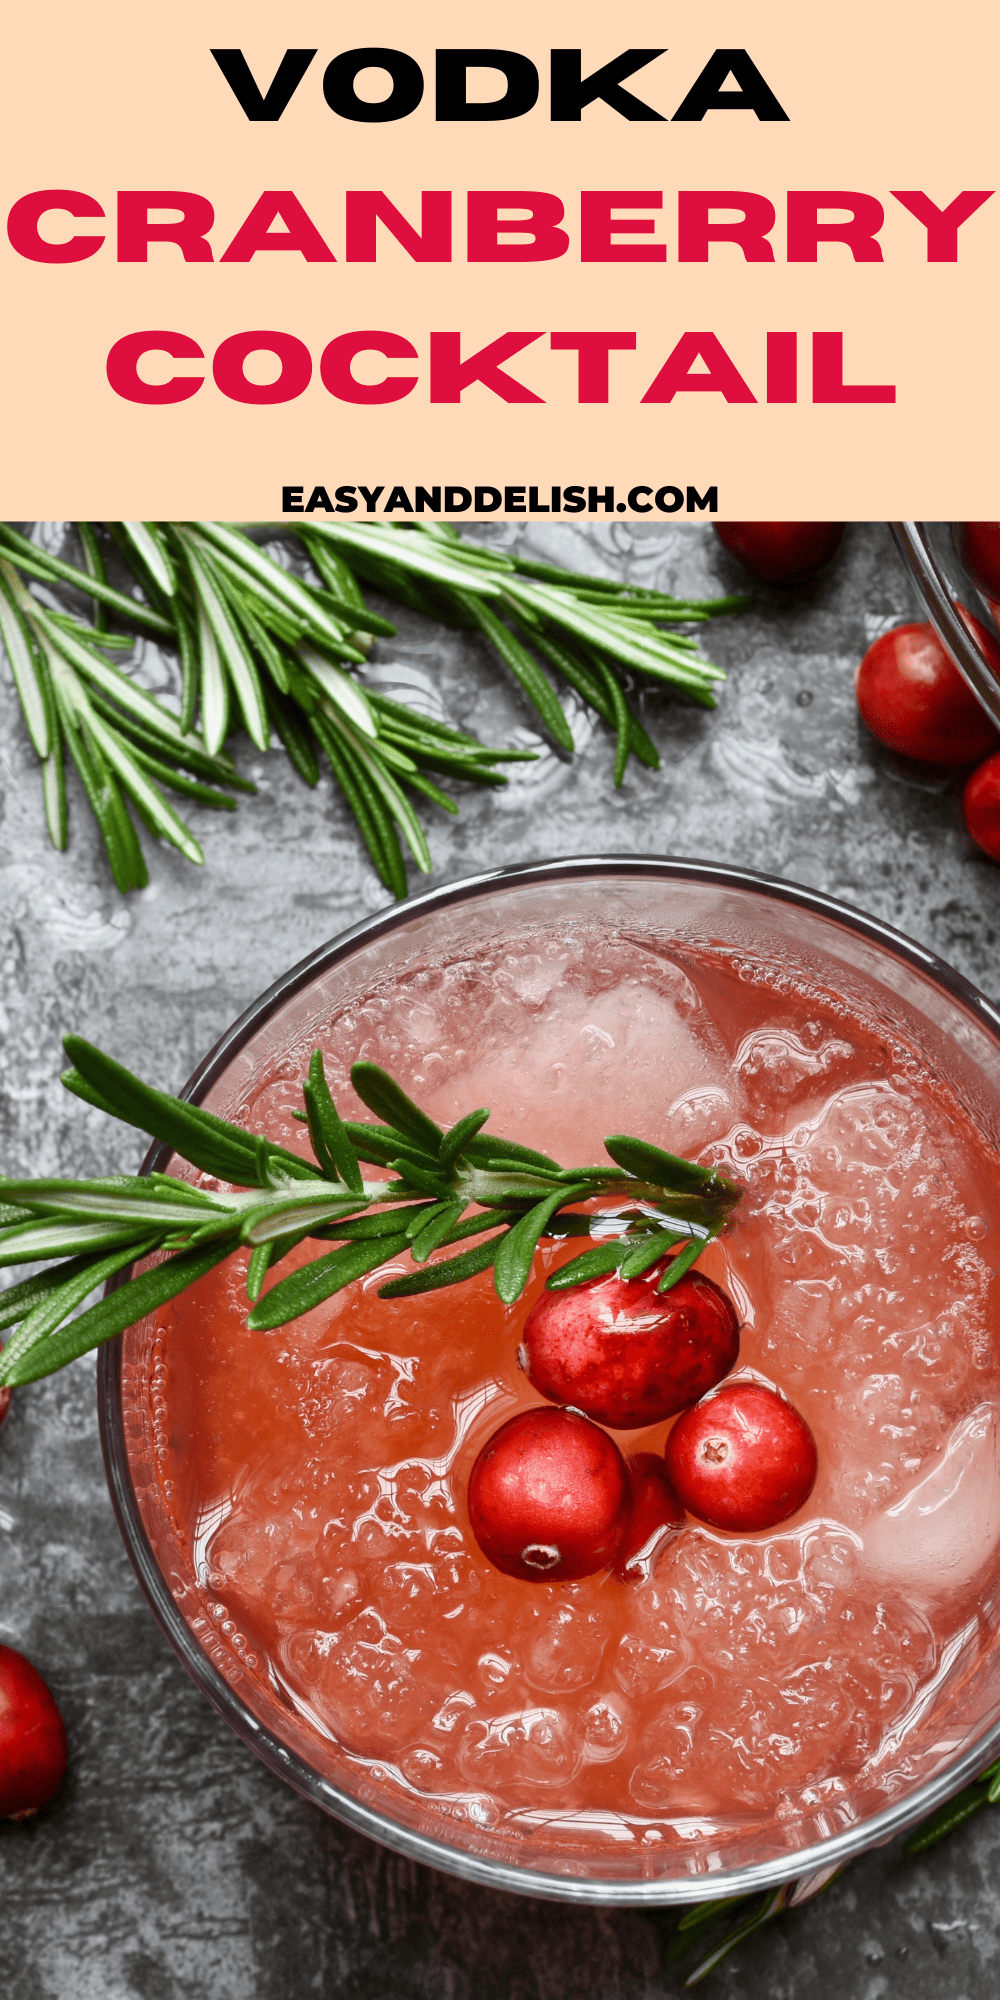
[0, 520, 998, 1998]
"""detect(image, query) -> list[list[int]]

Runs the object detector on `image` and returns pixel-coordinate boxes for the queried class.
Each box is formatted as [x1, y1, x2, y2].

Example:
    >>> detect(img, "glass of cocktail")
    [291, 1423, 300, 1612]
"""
[98, 858, 1000, 1904]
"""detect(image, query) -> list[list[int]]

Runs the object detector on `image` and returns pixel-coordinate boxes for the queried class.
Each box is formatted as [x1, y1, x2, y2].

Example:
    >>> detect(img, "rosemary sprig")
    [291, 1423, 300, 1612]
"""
[0, 523, 534, 902]
[903, 1755, 1000, 1853]
[289, 519, 750, 777]
[666, 1750, 1000, 1981]
[667, 1864, 847, 1985]
[0, 549, 247, 889]
[2, 521, 748, 898]
[0, 1036, 742, 1387]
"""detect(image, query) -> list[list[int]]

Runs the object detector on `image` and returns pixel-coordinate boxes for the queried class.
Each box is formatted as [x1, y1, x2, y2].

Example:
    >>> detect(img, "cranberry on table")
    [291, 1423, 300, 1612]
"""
[963, 753, 1000, 861]
[713, 522, 844, 584]
[855, 622, 999, 765]
[467, 1407, 629, 1582]
[665, 1382, 817, 1533]
[0, 1643, 67, 1819]
[518, 1268, 740, 1430]
[615, 1453, 685, 1582]
[959, 522, 1000, 599]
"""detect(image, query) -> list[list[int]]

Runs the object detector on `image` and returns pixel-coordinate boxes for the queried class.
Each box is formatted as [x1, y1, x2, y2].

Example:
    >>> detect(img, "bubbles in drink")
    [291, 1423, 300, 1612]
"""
[148, 928, 999, 1851]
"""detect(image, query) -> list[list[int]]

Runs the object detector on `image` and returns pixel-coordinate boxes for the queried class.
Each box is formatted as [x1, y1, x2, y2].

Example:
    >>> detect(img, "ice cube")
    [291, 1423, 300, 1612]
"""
[862, 1404, 1000, 1594]
[458, 1704, 581, 1791]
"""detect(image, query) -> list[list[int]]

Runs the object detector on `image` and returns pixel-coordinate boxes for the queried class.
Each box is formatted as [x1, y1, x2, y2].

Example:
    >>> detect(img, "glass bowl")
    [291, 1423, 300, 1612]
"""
[97, 857, 1000, 1906]
[892, 522, 1000, 730]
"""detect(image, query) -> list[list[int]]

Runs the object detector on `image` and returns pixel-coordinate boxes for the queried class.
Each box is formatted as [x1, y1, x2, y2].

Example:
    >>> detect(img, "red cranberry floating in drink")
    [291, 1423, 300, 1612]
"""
[665, 1382, 818, 1534]
[0, 1643, 68, 1820]
[713, 521, 844, 584]
[519, 1268, 740, 1430]
[467, 1407, 629, 1582]
[614, 1452, 685, 1583]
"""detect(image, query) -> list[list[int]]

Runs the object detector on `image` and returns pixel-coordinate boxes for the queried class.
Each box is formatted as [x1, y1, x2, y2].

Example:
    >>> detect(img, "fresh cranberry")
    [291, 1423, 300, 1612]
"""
[0, 1643, 67, 1819]
[519, 1268, 740, 1430]
[963, 752, 1000, 861]
[959, 522, 1000, 599]
[615, 1453, 685, 1582]
[713, 522, 844, 584]
[855, 621, 999, 766]
[467, 1408, 629, 1582]
[665, 1382, 817, 1533]
[0, 1388, 9, 1429]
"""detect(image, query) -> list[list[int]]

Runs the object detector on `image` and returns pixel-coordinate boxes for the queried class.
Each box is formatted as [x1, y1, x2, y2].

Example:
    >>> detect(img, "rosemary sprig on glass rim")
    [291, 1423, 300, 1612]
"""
[0, 1034, 742, 1389]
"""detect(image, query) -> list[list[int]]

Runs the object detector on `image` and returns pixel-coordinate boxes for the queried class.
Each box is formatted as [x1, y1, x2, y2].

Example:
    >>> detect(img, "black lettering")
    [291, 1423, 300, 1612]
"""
[672, 50, 789, 122]
[282, 484, 305, 511]
[212, 49, 316, 121]
[475, 486, 503, 511]
[551, 486, 562, 512]
[589, 485, 615, 512]
[383, 485, 414, 513]
[335, 485, 359, 512]
[305, 485, 333, 512]
[436, 50, 539, 121]
[415, 486, 442, 511]
[687, 485, 718, 512]
[445, 485, 472, 511]
[627, 486, 653, 512]
[528, 486, 550, 513]
[504, 486, 527, 511]
[357, 484, 385, 510]
[563, 485, 586, 513]
[323, 49, 424, 124]
[655, 486, 684, 513]
[551, 49, 666, 122]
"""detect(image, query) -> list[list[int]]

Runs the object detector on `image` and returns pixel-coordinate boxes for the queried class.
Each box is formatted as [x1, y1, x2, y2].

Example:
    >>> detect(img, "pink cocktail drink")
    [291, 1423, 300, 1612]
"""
[130, 890, 1000, 1875]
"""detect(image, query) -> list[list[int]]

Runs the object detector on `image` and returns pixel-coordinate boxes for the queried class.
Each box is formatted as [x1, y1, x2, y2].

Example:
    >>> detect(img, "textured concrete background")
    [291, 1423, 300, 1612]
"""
[0, 520, 998, 1999]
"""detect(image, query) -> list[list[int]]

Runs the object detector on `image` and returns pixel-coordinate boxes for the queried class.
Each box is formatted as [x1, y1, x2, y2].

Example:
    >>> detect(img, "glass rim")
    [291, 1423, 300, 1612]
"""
[97, 853, 1000, 1906]
[891, 520, 1000, 731]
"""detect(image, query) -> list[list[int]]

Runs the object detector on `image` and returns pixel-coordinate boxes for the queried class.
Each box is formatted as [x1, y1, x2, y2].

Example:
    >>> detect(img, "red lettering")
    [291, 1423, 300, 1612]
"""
[581, 191, 665, 262]
[117, 191, 214, 262]
[812, 332, 894, 404]
[430, 330, 544, 403]
[106, 331, 204, 404]
[766, 331, 797, 403]
[642, 332, 756, 404]
[345, 191, 451, 261]
[467, 191, 568, 262]
[890, 189, 993, 261]
[678, 191, 775, 262]
[220, 192, 334, 263]
[7, 189, 104, 263]
[320, 331, 418, 403]
[212, 331, 312, 403]
[550, 331, 636, 402]
[787, 192, 884, 263]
